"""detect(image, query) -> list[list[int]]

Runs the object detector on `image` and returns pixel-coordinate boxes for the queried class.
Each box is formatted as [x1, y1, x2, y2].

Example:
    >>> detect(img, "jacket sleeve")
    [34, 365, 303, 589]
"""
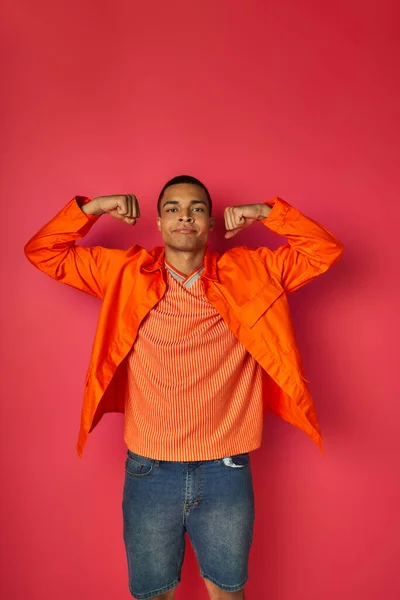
[24, 196, 130, 299]
[255, 197, 344, 294]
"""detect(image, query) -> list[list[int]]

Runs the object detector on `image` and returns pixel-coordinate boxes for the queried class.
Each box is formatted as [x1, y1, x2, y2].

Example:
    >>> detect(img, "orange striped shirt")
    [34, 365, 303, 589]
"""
[123, 261, 264, 460]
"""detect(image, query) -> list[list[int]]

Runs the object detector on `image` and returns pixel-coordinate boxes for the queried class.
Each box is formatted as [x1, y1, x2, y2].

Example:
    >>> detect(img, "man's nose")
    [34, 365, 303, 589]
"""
[179, 215, 194, 223]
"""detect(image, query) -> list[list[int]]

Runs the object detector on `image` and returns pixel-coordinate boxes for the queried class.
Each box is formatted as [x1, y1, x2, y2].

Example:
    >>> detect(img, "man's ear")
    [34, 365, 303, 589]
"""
[156, 216, 161, 232]
[209, 216, 215, 231]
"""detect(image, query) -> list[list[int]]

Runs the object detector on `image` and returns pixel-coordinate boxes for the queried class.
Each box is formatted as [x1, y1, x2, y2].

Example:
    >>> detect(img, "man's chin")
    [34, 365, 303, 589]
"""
[164, 239, 206, 252]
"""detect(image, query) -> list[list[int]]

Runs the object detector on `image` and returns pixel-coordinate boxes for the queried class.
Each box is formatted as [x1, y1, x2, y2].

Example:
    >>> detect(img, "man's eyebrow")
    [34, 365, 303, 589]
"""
[162, 199, 208, 207]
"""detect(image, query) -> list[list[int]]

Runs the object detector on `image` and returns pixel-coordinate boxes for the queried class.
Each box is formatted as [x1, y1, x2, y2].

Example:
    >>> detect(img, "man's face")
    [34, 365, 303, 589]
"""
[157, 183, 215, 251]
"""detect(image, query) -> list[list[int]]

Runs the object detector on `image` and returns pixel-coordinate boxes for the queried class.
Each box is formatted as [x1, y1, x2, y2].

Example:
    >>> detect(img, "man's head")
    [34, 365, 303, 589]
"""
[157, 175, 215, 251]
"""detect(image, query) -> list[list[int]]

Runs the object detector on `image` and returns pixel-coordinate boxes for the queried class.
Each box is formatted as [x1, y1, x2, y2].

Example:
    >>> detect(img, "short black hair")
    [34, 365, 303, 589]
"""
[157, 175, 212, 216]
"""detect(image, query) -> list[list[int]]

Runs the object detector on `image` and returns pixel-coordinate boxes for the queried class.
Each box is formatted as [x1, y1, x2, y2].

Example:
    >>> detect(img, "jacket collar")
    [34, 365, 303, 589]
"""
[141, 246, 219, 281]
[141, 246, 165, 273]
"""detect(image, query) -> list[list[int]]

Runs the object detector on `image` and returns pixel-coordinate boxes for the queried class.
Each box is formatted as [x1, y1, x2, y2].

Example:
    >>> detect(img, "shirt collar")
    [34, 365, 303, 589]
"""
[141, 246, 219, 281]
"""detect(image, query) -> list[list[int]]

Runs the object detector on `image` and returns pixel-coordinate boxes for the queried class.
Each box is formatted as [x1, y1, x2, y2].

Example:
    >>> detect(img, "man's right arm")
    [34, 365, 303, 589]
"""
[24, 195, 140, 299]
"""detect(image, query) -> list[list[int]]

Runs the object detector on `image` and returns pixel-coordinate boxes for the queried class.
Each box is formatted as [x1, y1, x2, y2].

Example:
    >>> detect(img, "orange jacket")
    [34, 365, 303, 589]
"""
[24, 196, 343, 456]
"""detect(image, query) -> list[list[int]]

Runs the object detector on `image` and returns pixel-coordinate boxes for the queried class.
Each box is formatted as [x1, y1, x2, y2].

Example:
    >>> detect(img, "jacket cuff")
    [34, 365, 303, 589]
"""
[259, 197, 290, 234]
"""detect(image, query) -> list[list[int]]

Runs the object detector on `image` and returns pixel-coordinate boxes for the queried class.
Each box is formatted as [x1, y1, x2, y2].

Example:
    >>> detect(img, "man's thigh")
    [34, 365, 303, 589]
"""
[122, 451, 186, 599]
[186, 453, 255, 595]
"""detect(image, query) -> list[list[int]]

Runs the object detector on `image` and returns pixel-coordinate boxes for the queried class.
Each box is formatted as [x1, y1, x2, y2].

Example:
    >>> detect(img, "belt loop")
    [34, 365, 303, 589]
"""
[155, 459, 160, 467]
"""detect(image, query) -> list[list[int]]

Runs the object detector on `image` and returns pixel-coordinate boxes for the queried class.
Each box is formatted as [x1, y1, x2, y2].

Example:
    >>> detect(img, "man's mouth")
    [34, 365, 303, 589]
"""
[173, 228, 196, 234]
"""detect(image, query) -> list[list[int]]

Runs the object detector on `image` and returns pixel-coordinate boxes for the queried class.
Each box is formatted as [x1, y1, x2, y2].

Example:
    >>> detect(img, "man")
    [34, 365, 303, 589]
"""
[24, 175, 343, 600]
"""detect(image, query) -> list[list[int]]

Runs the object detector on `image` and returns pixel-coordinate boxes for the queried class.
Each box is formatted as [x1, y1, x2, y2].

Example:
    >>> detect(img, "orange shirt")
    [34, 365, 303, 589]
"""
[124, 260, 264, 461]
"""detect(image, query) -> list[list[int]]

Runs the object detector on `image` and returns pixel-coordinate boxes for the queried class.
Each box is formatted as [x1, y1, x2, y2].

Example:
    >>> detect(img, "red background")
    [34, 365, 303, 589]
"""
[1, 1, 399, 598]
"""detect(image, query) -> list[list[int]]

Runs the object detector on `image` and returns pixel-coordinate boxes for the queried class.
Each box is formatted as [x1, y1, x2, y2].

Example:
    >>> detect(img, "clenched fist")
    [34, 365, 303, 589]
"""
[224, 204, 271, 238]
[82, 194, 140, 225]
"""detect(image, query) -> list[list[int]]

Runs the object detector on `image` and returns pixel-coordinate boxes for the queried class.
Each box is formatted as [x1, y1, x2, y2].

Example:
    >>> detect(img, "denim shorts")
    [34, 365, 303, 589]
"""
[122, 449, 255, 599]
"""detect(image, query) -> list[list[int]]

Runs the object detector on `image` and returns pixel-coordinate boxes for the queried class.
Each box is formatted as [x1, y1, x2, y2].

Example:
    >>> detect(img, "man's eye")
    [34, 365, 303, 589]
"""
[166, 208, 178, 212]
[193, 207, 204, 212]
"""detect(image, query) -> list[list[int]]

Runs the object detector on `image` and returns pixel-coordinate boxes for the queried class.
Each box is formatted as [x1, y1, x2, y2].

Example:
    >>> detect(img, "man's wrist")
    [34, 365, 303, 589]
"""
[257, 203, 272, 220]
[81, 198, 104, 216]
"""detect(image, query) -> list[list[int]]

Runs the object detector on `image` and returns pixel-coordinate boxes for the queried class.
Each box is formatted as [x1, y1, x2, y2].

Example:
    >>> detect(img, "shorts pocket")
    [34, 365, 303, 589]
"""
[125, 451, 155, 478]
[221, 453, 250, 469]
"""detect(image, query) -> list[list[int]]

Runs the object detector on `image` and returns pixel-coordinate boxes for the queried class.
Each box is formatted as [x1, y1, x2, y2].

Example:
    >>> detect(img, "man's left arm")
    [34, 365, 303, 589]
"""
[224, 197, 344, 294]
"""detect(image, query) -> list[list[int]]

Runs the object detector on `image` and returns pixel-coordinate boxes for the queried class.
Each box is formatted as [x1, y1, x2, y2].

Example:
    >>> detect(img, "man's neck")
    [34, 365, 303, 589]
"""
[164, 246, 206, 276]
